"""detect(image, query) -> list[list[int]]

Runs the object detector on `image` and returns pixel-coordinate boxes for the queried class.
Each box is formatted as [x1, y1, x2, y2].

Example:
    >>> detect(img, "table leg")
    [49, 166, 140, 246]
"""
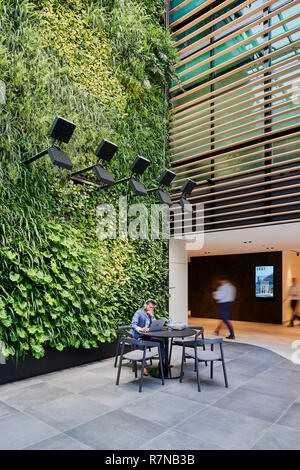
[164, 337, 170, 379]
[149, 336, 182, 380]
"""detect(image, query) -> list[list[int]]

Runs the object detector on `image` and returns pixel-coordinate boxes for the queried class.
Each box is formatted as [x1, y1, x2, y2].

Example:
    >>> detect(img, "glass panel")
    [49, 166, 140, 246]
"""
[171, 124, 211, 160]
[271, 100, 299, 127]
[174, 50, 211, 84]
[272, 135, 300, 163]
[214, 146, 265, 178]
[170, 81, 210, 111]
[175, 17, 211, 52]
[170, 0, 207, 24]
[214, 24, 264, 66]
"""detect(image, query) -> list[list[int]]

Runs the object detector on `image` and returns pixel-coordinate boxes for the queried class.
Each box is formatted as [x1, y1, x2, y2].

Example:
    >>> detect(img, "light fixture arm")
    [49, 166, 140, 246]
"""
[21, 148, 49, 165]
[21, 139, 62, 166]
[146, 186, 160, 194]
[97, 175, 132, 191]
[69, 164, 96, 178]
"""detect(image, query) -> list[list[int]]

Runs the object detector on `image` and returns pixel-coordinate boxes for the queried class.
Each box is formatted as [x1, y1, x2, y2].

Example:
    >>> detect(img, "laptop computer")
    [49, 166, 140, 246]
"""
[147, 318, 166, 332]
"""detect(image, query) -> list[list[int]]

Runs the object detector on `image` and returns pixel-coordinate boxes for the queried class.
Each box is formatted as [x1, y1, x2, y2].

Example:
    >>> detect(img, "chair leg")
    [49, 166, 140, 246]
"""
[202, 330, 207, 367]
[140, 353, 146, 393]
[116, 346, 124, 385]
[180, 346, 185, 383]
[220, 344, 229, 388]
[158, 348, 165, 386]
[221, 359, 228, 388]
[210, 339, 214, 377]
[114, 335, 121, 368]
[132, 344, 136, 372]
[195, 354, 201, 392]
[169, 338, 173, 364]
[134, 361, 137, 378]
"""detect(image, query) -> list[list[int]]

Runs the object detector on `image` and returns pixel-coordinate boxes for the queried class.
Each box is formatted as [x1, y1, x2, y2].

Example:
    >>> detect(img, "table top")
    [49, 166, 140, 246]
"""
[143, 327, 195, 339]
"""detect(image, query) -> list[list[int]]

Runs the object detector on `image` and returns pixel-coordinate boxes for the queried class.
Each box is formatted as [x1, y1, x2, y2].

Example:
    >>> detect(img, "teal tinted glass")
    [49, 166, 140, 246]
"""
[170, 0, 207, 23]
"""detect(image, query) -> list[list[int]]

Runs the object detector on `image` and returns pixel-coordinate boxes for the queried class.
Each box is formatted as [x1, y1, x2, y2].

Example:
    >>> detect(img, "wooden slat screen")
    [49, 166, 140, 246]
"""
[168, 0, 300, 233]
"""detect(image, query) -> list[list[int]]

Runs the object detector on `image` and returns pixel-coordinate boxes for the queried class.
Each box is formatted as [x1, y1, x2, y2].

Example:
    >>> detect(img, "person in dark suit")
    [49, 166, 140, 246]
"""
[130, 299, 166, 375]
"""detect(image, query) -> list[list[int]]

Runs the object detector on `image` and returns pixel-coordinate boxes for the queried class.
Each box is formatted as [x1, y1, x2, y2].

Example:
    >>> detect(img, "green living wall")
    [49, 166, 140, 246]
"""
[0, 0, 176, 360]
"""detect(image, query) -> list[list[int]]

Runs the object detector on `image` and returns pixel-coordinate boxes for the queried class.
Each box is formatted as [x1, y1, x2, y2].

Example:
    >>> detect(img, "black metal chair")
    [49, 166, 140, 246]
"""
[180, 335, 228, 392]
[114, 325, 132, 367]
[169, 325, 205, 364]
[116, 337, 165, 392]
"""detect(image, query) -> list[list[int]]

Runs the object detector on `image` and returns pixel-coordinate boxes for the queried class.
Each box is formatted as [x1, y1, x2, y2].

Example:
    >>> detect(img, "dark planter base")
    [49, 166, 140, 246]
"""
[0, 340, 118, 385]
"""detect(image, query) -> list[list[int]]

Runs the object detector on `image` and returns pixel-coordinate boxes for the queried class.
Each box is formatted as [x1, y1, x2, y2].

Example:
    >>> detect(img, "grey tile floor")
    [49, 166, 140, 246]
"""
[0, 341, 299, 450]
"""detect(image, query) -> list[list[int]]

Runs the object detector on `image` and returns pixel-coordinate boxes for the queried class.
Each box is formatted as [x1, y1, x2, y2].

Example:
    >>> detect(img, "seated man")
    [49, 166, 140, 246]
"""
[130, 299, 166, 376]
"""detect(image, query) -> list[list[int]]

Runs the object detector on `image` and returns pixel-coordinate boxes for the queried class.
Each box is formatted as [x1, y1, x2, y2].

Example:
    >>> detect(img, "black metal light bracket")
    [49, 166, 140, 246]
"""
[21, 116, 76, 170]
[145, 169, 176, 206]
[68, 138, 118, 185]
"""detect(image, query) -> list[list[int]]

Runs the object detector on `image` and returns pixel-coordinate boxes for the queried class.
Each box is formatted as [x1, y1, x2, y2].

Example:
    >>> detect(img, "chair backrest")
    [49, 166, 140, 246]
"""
[118, 325, 131, 333]
[184, 335, 223, 349]
[194, 337, 223, 346]
[117, 325, 133, 339]
[189, 326, 204, 336]
[119, 336, 160, 350]
[188, 325, 204, 331]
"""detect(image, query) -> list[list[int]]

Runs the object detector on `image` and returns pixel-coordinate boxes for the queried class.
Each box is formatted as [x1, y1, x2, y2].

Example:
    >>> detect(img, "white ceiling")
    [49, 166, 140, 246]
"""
[187, 222, 300, 258]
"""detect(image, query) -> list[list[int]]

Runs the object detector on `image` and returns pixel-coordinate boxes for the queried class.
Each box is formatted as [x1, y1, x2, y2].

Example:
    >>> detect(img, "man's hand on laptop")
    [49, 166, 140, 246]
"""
[139, 327, 149, 333]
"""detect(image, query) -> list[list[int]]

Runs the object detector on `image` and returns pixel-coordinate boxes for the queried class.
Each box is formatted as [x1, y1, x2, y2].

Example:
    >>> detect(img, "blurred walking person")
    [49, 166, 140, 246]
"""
[213, 277, 236, 339]
[284, 277, 300, 327]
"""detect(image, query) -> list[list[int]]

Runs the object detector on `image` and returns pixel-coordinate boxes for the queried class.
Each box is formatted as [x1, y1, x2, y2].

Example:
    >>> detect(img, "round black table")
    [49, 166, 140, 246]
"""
[143, 327, 196, 379]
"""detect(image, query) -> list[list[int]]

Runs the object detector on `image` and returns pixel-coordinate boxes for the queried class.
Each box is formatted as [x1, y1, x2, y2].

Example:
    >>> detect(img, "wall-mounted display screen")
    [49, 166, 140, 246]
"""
[255, 266, 274, 298]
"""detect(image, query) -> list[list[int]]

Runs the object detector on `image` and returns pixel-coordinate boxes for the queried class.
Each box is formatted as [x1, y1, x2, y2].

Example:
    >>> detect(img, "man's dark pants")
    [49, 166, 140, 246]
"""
[219, 302, 234, 336]
[290, 300, 300, 326]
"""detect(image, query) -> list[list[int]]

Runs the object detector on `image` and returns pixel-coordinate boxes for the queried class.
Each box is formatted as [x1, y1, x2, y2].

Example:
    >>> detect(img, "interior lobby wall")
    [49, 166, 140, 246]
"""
[189, 251, 282, 324]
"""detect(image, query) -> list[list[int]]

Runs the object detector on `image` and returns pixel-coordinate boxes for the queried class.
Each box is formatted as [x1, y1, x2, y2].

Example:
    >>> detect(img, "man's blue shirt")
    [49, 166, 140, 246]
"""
[130, 308, 154, 338]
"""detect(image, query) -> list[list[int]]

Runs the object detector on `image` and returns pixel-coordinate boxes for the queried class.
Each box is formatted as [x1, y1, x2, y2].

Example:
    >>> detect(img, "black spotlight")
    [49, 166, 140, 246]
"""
[48, 145, 73, 171]
[180, 196, 193, 212]
[157, 188, 172, 206]
[21, 115, 75, 170]
[69, 138, 118, 185]
[95, 139, 118, 163]
[179, 178, 196, 211]
[130, 178, 148, 197]
[158, 169, 176, 187]
[48, 116, 76, 144]
[181, 178, 197, 196]
[127, 155, 150, 197]
[156, 169, 176, 206]
[145, 169, 176, 206]
[130, 156, 150, 175]
[93, 163, 115, 185]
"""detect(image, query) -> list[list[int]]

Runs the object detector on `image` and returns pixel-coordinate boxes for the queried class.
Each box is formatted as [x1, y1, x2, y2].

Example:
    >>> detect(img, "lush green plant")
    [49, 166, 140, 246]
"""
[0, 0, 173, 360]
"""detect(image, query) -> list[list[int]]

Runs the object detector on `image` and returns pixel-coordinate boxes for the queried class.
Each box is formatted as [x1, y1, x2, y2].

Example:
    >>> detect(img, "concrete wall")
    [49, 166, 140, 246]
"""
[169, 239, 188, 324]
[282, 250, 300, 323]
